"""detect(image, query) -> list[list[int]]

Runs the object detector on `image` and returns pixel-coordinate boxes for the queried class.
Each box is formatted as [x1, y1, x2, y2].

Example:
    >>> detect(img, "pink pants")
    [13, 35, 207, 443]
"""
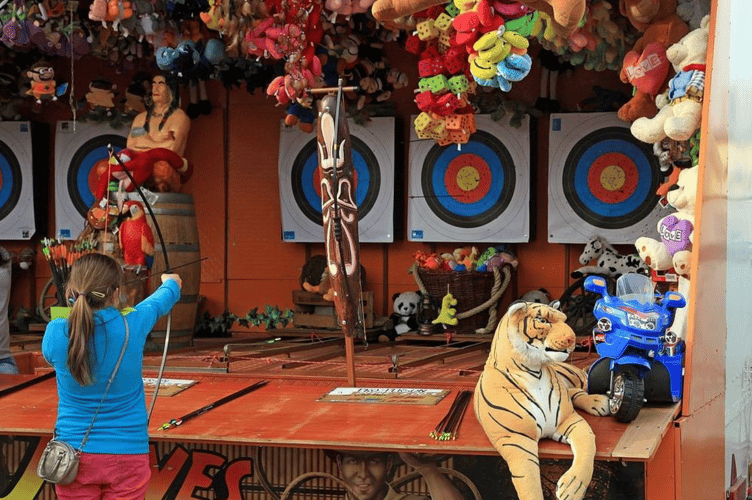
[54, 453, 150, 500]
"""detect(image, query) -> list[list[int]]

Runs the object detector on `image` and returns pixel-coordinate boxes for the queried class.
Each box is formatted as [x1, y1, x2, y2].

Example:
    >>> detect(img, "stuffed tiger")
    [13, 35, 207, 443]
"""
[474, 301, 610, 500]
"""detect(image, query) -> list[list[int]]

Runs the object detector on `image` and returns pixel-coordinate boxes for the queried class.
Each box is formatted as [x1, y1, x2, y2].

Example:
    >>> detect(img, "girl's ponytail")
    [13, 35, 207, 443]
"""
[64, 253, 122, 386]
[66, 293, 95, 385]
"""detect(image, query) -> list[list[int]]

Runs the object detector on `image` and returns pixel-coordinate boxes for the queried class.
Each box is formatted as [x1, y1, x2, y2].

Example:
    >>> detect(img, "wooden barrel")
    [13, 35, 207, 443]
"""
[140, 193, 201, 352]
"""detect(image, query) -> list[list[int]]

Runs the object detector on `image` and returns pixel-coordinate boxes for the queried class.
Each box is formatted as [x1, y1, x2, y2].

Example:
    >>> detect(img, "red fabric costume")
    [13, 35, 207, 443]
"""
[95, 147, 193, 200]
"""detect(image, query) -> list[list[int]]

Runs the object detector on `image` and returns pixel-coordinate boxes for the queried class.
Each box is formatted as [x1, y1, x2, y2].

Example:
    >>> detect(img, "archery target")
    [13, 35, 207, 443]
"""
[278, 117, 394, 243]
[54, 121, 128, 239]
[548, 113, 664, 243]
[407, 115, 530, 242]
[0, 122, 34, 240]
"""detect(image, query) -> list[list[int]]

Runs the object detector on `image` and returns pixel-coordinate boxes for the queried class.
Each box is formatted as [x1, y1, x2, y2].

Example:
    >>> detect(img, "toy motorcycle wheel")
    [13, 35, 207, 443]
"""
[609, 368, 644, 423]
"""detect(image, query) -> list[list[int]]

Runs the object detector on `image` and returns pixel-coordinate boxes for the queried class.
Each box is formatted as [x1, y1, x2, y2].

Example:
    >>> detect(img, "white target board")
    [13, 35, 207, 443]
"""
[278, 117, 395, 243]
[0, 122, 35, 240]
[407, 114, 530, 243]
[54, 121, 128, 239]
[548, 113, 666, 244]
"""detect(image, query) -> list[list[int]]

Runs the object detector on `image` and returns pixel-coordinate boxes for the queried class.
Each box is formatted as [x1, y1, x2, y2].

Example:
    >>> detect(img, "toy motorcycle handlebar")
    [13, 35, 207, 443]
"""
[583, 275, 687, 312]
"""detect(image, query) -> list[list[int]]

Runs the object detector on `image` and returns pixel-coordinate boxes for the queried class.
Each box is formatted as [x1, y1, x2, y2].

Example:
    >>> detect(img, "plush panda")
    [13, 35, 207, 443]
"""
[379, 291, 421, 342]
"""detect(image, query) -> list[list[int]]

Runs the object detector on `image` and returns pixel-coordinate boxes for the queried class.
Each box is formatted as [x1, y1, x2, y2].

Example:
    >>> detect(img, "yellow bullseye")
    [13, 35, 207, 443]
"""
[456, 166, 480, 191]
[600, 165, 626, 191]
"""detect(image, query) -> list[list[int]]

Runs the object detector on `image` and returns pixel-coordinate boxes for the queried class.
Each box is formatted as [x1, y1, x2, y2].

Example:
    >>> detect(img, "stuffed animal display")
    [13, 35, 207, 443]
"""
[380, 291, 421, 341]
[571, 235, 649, 278]
[413, 245, 518, 273]
[372, 0, 586, 39]
[475, 301, 610, 500]
[635, 164, 697, 340]
[616, 0, 689, 123]
[630, 15, 709, 143]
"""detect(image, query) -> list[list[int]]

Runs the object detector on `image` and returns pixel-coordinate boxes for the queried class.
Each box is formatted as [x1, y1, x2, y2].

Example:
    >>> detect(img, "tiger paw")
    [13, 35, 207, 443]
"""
[573, 393, 611, 416]
[557, 466, 591, 500]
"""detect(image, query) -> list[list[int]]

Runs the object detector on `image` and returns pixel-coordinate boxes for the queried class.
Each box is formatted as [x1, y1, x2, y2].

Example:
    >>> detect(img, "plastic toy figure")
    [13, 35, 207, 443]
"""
[585, 273, 686, 423]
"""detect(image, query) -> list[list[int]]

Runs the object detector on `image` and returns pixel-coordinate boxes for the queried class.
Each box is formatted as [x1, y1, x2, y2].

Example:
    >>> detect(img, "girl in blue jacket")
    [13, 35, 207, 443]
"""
[43, 253, 181, 500]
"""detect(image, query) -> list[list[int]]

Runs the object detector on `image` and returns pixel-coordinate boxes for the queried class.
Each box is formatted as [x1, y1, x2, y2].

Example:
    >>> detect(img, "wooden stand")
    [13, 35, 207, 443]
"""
[292, 290, 374, 330]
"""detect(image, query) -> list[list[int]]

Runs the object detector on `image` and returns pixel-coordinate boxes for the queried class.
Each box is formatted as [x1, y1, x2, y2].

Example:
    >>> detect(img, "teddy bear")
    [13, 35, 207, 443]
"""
[630, 15, 709, 144]
[635, 164, 697, 278]
[616, 0, 689, 123]
[379, 291, 421, 342]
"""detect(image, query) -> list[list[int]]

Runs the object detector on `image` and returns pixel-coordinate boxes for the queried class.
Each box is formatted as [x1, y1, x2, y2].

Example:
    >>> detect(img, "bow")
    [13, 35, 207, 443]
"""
[107, 144, 172, 421]
[315, 81, 364, 385]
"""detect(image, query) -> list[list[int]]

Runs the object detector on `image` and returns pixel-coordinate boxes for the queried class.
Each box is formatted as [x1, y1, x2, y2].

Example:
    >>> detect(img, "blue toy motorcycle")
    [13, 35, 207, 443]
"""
[584, 273, 687, 423]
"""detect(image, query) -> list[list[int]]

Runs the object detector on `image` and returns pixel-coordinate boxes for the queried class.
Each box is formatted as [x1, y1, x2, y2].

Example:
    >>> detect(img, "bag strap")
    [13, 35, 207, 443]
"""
[77, 315, 129, 453]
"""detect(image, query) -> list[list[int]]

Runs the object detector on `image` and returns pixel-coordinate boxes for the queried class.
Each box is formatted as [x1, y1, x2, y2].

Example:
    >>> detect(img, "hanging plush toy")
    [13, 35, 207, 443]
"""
[433, 292, 458, 326]
[25, 61, 67, 107]
[85, 78, 118, 115]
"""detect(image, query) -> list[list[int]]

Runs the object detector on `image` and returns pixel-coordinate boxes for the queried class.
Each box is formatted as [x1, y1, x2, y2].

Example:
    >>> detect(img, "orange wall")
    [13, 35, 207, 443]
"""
[5, 45, 635, 326]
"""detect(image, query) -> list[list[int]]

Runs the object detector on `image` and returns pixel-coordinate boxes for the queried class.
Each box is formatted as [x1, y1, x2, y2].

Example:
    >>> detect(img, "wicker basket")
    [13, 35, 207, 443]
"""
[414, 266, 504, 335]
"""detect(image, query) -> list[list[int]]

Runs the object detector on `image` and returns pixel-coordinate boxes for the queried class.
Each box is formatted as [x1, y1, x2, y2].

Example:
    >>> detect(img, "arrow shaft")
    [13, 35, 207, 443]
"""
[159, 380, 269, 430]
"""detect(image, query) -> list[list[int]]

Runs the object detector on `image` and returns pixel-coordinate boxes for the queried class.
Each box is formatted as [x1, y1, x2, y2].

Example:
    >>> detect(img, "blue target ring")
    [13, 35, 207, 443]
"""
[421, 130, 515, 228]
[0, 140, 22, 221]
[66, 135, 127, 217]
[563, 127, 660, 229]
[291, 136, 380, 225]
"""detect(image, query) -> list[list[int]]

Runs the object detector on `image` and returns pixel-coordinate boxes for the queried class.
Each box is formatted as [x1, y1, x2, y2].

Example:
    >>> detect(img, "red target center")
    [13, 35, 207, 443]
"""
[0, 169, 4, 193]
[587, 152, 638, 204]
[445, 154, 491, 204]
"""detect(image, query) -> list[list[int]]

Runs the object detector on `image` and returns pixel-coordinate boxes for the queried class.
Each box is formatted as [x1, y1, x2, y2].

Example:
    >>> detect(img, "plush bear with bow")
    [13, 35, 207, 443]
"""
[631, 16, 709, 144]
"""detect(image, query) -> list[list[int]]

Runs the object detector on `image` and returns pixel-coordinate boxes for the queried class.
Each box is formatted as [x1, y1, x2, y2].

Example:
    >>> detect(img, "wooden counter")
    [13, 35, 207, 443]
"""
[0, 371, 679, 463]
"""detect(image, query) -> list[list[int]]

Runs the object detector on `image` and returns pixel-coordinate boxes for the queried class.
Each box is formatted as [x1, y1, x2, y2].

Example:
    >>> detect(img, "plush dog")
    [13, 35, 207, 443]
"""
[571, 235, 649, 279]
[475, 302, 610, 500]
